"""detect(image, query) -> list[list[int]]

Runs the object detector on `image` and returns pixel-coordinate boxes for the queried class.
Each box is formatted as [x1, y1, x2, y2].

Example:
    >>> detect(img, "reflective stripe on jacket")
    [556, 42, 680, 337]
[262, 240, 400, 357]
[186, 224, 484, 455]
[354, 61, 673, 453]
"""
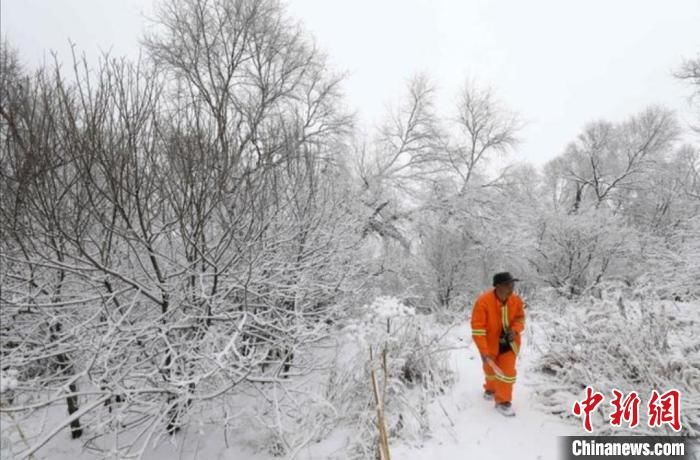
[471, 288, 525, 357]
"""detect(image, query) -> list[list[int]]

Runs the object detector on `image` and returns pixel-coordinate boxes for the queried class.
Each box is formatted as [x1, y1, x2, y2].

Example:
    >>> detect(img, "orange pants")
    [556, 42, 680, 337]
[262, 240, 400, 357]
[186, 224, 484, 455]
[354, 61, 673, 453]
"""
[482, 350, 517, 404]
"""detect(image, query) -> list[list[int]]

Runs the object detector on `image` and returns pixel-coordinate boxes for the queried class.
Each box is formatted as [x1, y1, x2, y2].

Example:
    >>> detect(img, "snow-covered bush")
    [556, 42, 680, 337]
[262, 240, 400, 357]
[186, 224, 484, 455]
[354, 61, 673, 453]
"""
[530, 208, 640, 297]
[636, 215, 700, 301]
[202, 296, 454, 459]
[530, 289, 700, 435]
[328, 296, 455, 458]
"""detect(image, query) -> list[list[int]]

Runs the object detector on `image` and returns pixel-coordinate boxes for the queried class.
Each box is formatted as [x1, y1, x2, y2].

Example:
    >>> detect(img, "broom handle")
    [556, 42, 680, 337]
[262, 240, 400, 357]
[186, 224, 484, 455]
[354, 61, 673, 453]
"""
[486, 357, 506, 379]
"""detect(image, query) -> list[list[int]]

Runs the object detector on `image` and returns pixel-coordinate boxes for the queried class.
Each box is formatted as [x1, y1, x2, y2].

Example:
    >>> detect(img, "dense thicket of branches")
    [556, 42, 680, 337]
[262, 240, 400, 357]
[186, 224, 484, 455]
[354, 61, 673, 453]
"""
[1, 0, 363, 456]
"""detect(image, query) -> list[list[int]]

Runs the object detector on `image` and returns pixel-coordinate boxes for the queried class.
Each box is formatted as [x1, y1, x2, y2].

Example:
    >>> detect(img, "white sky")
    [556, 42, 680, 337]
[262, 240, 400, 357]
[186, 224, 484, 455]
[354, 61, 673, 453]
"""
[2, 0, 699, 166]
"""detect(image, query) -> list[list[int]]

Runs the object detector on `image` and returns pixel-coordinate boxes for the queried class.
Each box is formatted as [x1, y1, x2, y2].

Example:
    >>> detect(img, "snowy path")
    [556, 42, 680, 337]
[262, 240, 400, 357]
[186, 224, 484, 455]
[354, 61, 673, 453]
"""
[391, 328, 577, 460]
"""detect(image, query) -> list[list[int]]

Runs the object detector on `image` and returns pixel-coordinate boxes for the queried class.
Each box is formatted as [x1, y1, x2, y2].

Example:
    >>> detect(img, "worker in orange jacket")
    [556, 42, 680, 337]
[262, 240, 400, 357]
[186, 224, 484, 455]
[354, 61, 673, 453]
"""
[471, 272, 525, 417]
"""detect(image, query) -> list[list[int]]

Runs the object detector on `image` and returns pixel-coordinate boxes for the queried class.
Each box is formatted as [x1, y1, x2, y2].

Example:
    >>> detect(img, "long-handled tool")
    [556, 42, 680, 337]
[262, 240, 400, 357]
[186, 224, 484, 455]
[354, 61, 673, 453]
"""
[485, 357, 507, 380]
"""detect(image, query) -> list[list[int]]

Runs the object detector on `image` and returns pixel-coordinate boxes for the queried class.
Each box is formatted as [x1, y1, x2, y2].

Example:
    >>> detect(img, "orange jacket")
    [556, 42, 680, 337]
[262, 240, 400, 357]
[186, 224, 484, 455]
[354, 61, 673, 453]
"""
[471, 289, 525, 357]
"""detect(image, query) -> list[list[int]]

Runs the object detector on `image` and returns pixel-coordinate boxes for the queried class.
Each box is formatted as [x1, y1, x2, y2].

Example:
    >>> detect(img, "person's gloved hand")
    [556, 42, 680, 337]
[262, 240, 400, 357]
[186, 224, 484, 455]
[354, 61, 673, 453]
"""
[505, 329, 517, 342]
[481, 354, 495, 364]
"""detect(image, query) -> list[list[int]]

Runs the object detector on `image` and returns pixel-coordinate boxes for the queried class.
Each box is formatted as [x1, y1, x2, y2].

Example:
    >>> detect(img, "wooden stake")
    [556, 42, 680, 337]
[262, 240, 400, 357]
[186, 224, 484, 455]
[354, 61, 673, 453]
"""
[370, 346, 392, 460]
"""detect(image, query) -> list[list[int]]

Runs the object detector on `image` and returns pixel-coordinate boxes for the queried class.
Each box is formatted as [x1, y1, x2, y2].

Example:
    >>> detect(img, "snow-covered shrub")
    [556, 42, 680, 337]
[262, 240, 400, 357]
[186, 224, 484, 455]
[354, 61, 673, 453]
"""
[207, 297, 453, 459]
[328, 296, 455, 458]
[636, 215, 700, 301]
[530, 289, 700, 435]
[417, 222, 473, 311]
[530, 209, 640, 297]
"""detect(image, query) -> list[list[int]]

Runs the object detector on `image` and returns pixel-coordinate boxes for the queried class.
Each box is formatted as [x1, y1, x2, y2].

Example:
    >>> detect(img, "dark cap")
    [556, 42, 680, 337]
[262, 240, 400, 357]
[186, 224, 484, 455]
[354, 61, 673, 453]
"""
[493, 272, 520, 286]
